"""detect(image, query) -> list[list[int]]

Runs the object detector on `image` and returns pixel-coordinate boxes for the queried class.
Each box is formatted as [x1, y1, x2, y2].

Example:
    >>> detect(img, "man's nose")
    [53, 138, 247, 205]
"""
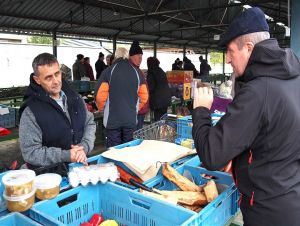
[53, 76, 59, 83]
[225, 53, 231, 64]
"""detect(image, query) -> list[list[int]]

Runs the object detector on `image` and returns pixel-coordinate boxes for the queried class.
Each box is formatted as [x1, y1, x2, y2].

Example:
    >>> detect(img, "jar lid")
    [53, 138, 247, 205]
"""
[34, 173, 62, 189]
[3, 188, 36, 201]
[2, 169, 35, 186]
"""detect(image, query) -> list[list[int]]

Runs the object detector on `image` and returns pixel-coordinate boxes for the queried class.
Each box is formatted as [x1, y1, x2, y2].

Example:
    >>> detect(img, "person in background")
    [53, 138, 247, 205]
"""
[147, 57, 171, 121]
[129, 40, 149, 130]
[199, 56, 211, 82]
[72, 54, 86, 80]
[83, 57, 95, 81]
[19, 53, 96, 169]
[177, 60, 183, 70]
[106, 54, 113, 66]
[172, 58, 180, 70]
[183, 56, 199, 78]
[95, 47, 148, 148]
[192, 7, 300, 226]
[95, 52, 107, 79]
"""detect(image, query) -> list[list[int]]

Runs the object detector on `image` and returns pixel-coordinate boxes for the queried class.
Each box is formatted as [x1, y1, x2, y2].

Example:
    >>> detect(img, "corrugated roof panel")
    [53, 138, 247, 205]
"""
[0, 0, 290, 48]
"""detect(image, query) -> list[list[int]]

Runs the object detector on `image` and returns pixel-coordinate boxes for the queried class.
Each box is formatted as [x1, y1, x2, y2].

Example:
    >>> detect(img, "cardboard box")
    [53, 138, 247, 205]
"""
[166, 70, 193, 84]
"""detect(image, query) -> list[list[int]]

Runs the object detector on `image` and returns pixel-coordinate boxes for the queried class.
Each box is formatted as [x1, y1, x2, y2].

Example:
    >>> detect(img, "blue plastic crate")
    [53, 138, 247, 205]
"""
[30, 182, 194, 226]
[69, 139, 196, 188]
[176, 112, 226, 140]
[146, 164, 239, 226]
[176, 116, 193, 139]
[0, 172, 8, 216]
[0, 104, 16, 128]
[71, 81, 90, 93]
[0, 212, 41, 226]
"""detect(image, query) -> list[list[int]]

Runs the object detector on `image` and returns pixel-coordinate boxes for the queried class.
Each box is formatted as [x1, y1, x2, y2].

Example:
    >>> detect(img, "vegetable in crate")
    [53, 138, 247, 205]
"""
[90, 213, 104, 226]
[80, 213, 104, 226]
[99, 219, 118, 226]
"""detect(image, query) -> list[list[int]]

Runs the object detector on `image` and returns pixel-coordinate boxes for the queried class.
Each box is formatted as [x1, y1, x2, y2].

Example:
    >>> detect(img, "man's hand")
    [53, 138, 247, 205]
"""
[70, 144, 88, 165]
[193, 86, 214, 109]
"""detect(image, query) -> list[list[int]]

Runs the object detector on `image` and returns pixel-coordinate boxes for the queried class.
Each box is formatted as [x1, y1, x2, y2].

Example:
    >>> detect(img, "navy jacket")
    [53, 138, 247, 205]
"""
[20, 75, 86, 151]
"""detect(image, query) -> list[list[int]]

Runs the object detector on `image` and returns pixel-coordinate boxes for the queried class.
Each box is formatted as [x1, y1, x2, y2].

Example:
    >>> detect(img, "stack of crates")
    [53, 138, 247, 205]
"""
[176, 116, 193, 139]
[0, 104, 16, 128]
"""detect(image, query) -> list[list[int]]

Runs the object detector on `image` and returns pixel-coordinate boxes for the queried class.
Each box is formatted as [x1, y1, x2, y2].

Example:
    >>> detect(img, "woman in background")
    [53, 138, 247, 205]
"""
[147, 57, 171, 121]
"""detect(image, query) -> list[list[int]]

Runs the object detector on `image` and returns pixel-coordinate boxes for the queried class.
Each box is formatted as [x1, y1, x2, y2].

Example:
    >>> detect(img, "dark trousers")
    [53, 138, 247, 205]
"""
[136, 114, 145, 130]
[106, 127, 134, 148]
[154, 107, 168, 121]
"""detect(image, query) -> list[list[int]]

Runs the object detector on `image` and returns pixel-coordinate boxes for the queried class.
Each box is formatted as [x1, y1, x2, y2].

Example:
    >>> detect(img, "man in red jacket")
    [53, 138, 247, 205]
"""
[129, 40, 149, 130]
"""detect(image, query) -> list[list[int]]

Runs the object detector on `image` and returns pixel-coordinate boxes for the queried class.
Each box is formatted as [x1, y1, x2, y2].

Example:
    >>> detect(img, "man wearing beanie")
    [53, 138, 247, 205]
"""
[192, 7, 300, 226]
[72, 54, 86, 80]
[95, 52, 107, 79]
[129, 40, 149, 130]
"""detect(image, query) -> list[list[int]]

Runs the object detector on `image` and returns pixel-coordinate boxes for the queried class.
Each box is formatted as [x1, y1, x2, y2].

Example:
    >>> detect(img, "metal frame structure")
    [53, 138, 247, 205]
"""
[0, 0, 291, 52]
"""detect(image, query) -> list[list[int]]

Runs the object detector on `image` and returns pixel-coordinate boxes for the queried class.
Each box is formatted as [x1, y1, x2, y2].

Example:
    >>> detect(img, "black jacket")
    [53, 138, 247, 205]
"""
[95, 59, 107, 79]
[192, 39, 300, 226]
[147, 66, 171, 110]
[199, 60, 211, 76]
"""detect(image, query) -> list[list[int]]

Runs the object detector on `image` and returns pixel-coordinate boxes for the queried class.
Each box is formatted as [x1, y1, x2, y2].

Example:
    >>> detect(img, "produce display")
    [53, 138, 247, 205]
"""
[80, 213, 118, 226]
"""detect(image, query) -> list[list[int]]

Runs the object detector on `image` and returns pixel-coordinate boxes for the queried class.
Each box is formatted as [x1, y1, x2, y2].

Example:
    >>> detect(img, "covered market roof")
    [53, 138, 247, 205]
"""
[0, 0, 291, 52]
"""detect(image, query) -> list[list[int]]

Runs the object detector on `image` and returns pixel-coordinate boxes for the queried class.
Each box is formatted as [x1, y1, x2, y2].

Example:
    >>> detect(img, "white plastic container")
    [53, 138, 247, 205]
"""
[3, 188, 36, 212]
[2, 169, 36, 197]
[34, 173, 62, 200]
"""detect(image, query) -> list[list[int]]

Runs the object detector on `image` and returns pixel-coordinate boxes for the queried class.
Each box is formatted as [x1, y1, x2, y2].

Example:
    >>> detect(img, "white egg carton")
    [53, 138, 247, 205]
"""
[68, 162, 119, 187]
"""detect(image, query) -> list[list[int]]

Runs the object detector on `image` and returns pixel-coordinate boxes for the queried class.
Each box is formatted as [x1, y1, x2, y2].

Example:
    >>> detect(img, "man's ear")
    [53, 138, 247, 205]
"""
[33, 75, 41, 85]
[246, 42, 254, 54]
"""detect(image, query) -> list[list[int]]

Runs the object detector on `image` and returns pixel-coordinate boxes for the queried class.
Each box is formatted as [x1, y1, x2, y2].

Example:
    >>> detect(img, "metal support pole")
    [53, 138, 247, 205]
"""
[222, 50, 225, 75]
[113, 36, 117, 53]
[52, 31, 57, 57]
[154, 41, 157, 57]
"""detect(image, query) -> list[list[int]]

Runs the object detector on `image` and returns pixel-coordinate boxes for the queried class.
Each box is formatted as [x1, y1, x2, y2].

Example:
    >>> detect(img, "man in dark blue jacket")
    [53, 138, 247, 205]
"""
[193, 7, 300, 226]
[95, 47, 148, 148]
[19, 53, 96, 169]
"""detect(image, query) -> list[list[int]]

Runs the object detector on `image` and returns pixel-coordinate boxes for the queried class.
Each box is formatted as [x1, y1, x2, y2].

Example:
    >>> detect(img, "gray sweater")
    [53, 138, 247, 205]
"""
[19, 102, 96, 166]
